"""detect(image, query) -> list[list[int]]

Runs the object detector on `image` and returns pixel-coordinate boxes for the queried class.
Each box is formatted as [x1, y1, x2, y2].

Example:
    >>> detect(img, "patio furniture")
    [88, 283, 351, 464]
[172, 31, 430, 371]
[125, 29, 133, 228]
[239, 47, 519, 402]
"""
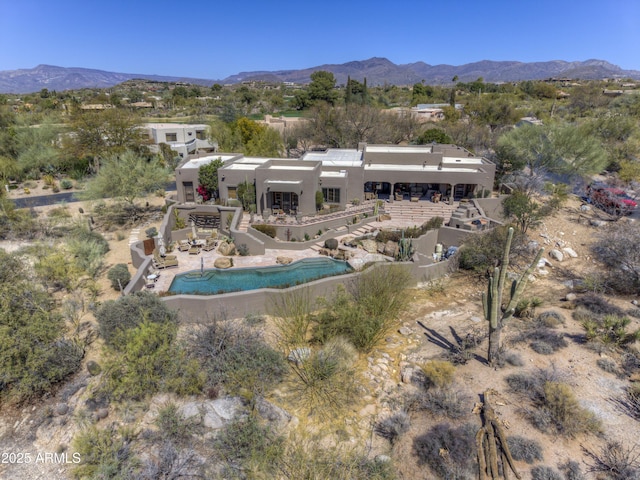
[188, 245, 200, 255]
[153, 250, 178, 269]
[178, 240, 190, 252]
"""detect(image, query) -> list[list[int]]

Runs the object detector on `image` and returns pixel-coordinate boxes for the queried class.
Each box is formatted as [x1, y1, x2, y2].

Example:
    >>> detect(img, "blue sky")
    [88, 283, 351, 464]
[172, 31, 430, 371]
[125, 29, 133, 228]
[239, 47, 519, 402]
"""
[1, 0, 639, 79]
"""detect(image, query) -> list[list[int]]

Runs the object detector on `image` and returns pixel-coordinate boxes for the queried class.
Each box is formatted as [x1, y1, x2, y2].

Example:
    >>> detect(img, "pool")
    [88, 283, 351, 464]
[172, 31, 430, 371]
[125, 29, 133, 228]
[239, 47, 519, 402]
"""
[168, 257, 353, 295]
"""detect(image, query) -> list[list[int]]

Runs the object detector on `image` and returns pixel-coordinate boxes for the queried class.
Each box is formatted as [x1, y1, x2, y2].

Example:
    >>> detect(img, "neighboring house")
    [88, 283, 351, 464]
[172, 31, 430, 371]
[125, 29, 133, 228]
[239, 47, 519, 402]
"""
[144, 123, 217, 159]
[516, 116, 544, 127]
[409, 103, 463, 122]
[175, 143, 495, 216]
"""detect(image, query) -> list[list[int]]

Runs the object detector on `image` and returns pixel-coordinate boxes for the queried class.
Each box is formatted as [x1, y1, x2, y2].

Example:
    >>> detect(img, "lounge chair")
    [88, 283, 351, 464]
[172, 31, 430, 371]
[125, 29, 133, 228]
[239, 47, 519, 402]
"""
[202, 237, 217, 252]
[188, 245, 200, 255]
[177, 240, 190, 252]
[153, 250, 178, 269]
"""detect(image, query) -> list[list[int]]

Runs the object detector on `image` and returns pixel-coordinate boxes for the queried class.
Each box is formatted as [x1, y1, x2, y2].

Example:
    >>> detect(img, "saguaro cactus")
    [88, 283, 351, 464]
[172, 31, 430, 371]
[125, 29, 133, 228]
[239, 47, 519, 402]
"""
[482, 227, 543, 366]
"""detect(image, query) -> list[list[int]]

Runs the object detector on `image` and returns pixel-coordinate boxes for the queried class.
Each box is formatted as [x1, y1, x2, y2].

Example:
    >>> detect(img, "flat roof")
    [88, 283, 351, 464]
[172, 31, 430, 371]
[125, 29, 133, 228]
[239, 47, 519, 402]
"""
[302, 149, 362, 167]
[225, 163, 260, 171]
[443, 156, 484, 164]
[365, 164, 480, 173]
[267, 165, 315, 171]
[365, 145, 432, 154]
[144, 123, 207, 129]
[320, 171, 347, 178]
[181, 155, 236, 169]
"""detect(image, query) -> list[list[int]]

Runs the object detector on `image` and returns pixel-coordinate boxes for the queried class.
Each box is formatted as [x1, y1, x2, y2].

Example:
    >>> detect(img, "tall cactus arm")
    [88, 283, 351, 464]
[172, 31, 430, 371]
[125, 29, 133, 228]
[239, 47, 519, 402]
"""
[503, 247, 544, 320]
[496, 227, 514, 308]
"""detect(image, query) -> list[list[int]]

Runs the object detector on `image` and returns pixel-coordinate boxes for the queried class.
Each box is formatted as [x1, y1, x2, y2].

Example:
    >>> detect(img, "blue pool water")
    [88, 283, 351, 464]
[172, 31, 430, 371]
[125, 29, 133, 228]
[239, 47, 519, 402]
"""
[168, 257, 353, 295]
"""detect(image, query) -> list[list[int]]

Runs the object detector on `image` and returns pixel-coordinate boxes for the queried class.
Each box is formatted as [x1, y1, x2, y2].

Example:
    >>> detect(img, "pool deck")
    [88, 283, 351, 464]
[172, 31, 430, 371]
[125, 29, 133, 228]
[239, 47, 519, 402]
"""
[149, 240, 379, 293]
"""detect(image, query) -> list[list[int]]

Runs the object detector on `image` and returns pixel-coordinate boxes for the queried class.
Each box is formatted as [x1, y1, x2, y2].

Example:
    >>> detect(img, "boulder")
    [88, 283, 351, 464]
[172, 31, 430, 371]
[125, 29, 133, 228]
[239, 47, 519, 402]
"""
[566, 293, 578, 301]
[384, 241, 398, 257]
[214, 257, 233, 269]
[86, 360, 102, 376]
[398, 327, 413, 336]
[590, 219, 607, 227]
[563, 247, 578, 258]
[255, 398, 293, 430]
[549, 249, 564, 262]
[324, 238, 338, 250]
[217, 242, 236, 256]
[276, 256, 293, 265]
[55, 403, 69, 416]
[359, 239, 378, 253]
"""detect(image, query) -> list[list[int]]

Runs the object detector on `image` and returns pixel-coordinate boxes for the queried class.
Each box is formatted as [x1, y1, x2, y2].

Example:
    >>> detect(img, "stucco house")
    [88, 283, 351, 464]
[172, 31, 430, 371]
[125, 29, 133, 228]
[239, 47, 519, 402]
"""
[144, 123, 217, 159]
[175, 143, 495, 216]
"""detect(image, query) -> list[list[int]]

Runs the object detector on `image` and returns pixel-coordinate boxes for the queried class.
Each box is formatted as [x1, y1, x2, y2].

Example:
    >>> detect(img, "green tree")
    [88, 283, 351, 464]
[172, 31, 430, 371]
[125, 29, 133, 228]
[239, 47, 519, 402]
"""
[198, 156, 225, 199]
[308, 71, 339, 105]
[78, 150, 169, 205]
[415, 128, 453, 145]
[502, 190, 544, 234]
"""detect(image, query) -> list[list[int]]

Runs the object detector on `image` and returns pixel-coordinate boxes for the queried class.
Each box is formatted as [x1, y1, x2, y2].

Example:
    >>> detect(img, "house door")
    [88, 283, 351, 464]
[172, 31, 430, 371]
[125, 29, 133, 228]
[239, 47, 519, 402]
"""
[183, 182, 194, 202]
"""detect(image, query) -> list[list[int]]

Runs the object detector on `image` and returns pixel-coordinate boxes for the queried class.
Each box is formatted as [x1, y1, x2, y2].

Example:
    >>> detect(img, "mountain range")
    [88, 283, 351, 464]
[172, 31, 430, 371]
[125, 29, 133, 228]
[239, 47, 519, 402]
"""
[1, 58, 639, 94]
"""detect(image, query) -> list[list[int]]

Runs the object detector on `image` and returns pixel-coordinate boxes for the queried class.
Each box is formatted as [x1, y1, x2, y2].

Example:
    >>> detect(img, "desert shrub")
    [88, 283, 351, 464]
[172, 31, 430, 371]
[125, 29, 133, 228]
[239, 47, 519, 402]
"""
[559, 460, 585, 480]
[376, 229, 401, 243]
[237, 243, 249, 256]
[506, 435, 543, 463]
[536, 311, 565, 328]
[252, 223, 276, 238]
[531, 466, 563, 480]
[269, 288, 314, 349]
[155, 403, 195, 443]
[290, 337, 358, 411]
[374, 411, 410, 444]
[597, 358, 620, 375]
[107, 263, 131, 291]
[614, 383, 640, 420]
[583, 441, 640, 480]
[137, 441, 203, 480]
[582, 314, 640, 349]
[504, 351, 525, 366]
[530, 381, 602, 436]
[420, 360, 455, 389]
[95, 291, 177, 347]
[187, 320, 286, 396]
[35, 251, 81, 291]
[622, 352, 640, 375]
[67, 237, 107, 278]
[101, 320, 204, 401]
[413, 422, 477, 480]
[60, 178, 73, 190]
[515, 297, 543, 319]
[72, 426, 137, 479]
[416, 387, 471, 419]
[70, 224, 110, 254]
[281, 442, 396, 480]
[212, 415, 285, 478]
[145, 227, 158, 239]
[458, 224, 527, 272]
[314, 265, 411, 352]
[505, 372, 541, 394]
[324, 238, 338, 250]
[516, 327, 568, 354]
[0, 278, 83, 404]
[575, 293, 624, 316]
[592, 222, 640, 293]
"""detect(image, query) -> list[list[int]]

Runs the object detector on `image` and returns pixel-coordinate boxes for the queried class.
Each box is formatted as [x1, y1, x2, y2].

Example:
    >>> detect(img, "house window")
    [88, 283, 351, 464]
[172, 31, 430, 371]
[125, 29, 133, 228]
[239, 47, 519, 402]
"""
[227, 187, 237, 199]
[165, 133, 177, 142]
[196, 130, 206, 140]
[322, 188, 340, 203]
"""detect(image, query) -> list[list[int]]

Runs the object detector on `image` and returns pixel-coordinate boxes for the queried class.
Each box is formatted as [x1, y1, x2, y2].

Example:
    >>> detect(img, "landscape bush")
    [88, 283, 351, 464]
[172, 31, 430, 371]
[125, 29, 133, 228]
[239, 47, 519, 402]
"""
[289, 337, 358, 412]
[420, 360, 456, 389]
[101, 320, 204, 401]
[413, 422, 477, 480]
[506, 435, 543, 463]
[530, 465, 563, 480]
[575, 293, 624, 316]
[505, 369, 601, 436]
[559, 460, 585, 480]
[237, 243, 249, 256]
[155, 402, 196, 443]
[515, 326, 568, 355]
[536, 311, 565, 328]
[72, 426, 137, 479]
[596, 358, 620, 375]
[107, 263, 131, 291]
[592, 222, 640, 294]
[584, 441, 640, 480]
[582, 314, 640, 349]
[270, 288, 314, 349]
[458, 224, 528, 272]
[252, 223, 276, 238]
[324, 238, 338, 250]
[60, 178, 73, 190]
[212, 415, 285, 478]
[187, 320, 286, 397]
[314, 265, 411, 352]
[503, 351, 525, 366]
[415, 387, 471, 419]
[95, 291, 178, 347]
[0, 276, 84, 404]
[374, 411, 410, 444]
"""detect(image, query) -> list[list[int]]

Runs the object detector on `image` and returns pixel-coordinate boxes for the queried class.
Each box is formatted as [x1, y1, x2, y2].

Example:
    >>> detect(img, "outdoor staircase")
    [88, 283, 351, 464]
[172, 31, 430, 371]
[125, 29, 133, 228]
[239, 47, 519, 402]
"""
[382, 200, 458, 225]
[236, 213, 251, 233]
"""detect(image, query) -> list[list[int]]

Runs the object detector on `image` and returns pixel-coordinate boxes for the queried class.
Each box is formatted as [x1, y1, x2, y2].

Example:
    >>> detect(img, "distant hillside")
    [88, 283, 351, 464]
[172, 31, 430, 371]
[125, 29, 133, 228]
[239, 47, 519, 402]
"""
[1, 58, 639, 93]
[0, 64, 215, 94]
